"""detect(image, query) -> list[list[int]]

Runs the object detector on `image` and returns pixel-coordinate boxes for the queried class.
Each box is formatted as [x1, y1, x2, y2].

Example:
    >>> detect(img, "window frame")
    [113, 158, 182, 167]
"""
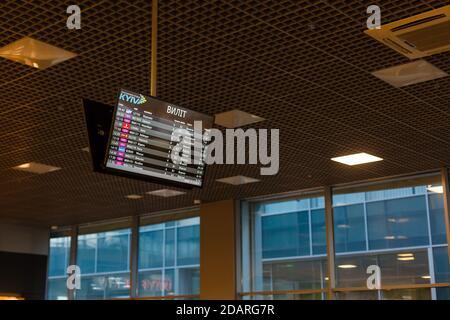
[239, 171, 450, 300]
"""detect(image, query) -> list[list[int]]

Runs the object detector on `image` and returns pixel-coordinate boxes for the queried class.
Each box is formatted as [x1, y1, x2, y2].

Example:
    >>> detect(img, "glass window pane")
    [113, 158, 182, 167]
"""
[428, 193, 447, 245]
[332, 174, 447, 300]
[436, 287, 450, 300]
[263, 260, 327, 292]
[76, 234, 97, 274]
[335, 249, 430, 288]
[242, 195, 326, 295]
[138, 216, 200, 297]
[334, 204, 366, 253]
[47, 278, 68, 300]
[76, 273, 130, 300]
[96, 231, 130, 273]
[48, 237, 70, 277]
[262, 211, 310, 258]
[139, 230, 163, 269]
[76, 229, 131, 300]
[177, 224, 200, 266]
[164, 269, 175, 296]
[433, 246, 450, 283]
[178, 267, 200, 295]
[381, 288, 431, 300]
[311, 209, 326, 255]
[165, 228, 175, 267]
[47, 236, 71, 300]
[367, 196, 429, 250]
[138, 270, 163, 297]
[333, 192, 364, 206]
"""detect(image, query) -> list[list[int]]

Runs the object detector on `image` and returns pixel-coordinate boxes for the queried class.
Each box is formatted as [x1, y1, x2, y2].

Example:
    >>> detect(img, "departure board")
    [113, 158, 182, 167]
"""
[104, 89, 213, 187]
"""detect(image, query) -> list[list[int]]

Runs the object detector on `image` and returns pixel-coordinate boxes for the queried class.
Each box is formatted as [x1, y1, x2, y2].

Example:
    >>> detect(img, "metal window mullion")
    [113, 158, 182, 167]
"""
[427, 247, 437, 300]
[308, 208, 313, 256]
[424, 191, 437, 299]
[424, 192, 434, 248]
[45, 229, 52, 300]
[440, 167, 450, 264]
[130, 216, 139, 298]
[363, 200, 370, 251]
[324, 186, 336, 300]
[174, 223, 178, 295]
[162, 225, 166, 297]
[253, 206, 264, 292]
[68, 226, 78, 300]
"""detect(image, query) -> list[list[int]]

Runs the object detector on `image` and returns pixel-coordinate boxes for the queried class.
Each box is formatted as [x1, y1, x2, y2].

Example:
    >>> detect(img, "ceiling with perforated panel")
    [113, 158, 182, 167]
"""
[2, 0, 450, 227]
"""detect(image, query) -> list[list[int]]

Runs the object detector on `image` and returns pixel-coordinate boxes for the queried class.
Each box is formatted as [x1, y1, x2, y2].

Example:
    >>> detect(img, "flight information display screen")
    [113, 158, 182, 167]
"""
[104, 89, 213, 187]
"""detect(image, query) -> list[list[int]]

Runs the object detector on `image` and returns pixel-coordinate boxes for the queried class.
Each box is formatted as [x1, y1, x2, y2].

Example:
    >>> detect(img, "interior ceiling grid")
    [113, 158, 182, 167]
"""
[1, 0, 450, 226]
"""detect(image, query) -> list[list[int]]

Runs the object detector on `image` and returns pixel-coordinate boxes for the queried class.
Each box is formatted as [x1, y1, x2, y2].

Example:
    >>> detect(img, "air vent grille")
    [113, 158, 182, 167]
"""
[365, 5, 450, 59]
[391, 14, 446, 32]
[398, 20, 450, 51]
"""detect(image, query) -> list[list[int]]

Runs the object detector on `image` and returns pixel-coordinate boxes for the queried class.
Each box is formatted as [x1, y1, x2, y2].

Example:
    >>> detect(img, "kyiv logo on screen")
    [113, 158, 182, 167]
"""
[119, 92, 147, 105]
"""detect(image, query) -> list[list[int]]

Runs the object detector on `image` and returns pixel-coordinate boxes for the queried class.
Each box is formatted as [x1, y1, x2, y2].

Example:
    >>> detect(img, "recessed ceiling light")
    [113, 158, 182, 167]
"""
[397, 253, 413, 257]
[427, 185, 443, 194]
[50, 226, 58, 231]
[384, 235, 396, 240]
[0, 37, 77, 69]
[338, 264, 357, 269]
[126, 194, 143, 200]
[216, 175, 260, 185]
[214, 109, 264, 128]
[372, 60, 448, 88]
[421, 275, 431, 279]
[146, 189, 186, 197]
[331, 153, 383, 166]
[13, 162, 61, 174]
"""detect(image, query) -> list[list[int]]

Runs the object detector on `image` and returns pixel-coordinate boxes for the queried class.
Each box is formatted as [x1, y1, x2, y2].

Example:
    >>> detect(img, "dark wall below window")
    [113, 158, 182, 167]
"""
[0, 251, 47, 300]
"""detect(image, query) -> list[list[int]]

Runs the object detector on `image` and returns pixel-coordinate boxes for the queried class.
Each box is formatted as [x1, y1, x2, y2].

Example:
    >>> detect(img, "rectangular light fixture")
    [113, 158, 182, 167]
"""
[372, 60, 448, 88]
[146, 189, 186, 197]
[397, 253, 415, 261]
[398, 256, 415, 261]
[214, 109, 264, 128]
[13, 162, 61, 174]
[216, 175, 260, 185]
[331, 153, 383, 166]
[0, 37, 77, 69]
[125, 194, 143, 200]
[337, 264, 357, 269]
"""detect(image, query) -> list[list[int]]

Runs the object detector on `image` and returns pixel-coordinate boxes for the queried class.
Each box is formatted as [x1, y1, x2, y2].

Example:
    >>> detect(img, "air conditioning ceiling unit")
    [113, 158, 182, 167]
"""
[365, 5, 450, 59]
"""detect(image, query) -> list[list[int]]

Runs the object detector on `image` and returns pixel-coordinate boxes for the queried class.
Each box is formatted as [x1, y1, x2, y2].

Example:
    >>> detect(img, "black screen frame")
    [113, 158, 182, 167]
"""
[100, 89, 213, 189]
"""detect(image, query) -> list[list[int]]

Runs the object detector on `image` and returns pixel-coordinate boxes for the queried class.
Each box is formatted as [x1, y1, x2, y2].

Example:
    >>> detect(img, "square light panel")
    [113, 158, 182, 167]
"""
[0, 37, 77, 69]
[372, 60, 447, 88]
[214, 109, 264, 128]
[147, 189, 186, 197]
[13, 162, 61, 174]
[331, 153, 383, 166]
[216, 175, 260, 185]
